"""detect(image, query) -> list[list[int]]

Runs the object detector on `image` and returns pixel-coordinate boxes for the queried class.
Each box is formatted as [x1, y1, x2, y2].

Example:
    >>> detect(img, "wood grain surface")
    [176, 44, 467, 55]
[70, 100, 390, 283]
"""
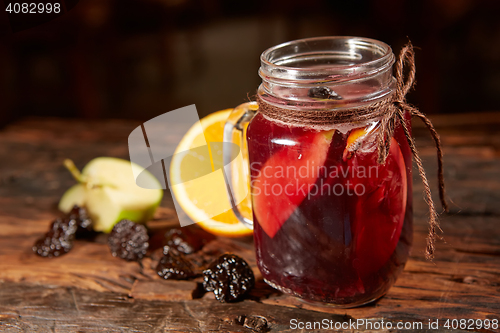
[0, 114, 499, 332]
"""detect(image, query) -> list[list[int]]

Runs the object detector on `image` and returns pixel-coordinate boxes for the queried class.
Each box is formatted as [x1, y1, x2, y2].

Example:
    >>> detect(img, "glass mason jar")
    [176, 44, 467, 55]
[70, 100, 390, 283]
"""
[224, 36, 413, 307]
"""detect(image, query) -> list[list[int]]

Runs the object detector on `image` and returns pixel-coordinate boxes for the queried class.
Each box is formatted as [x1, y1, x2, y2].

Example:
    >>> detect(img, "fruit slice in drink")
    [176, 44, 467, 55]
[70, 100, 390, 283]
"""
[345, 130, 407, 276]
[252, 130, 334, 238]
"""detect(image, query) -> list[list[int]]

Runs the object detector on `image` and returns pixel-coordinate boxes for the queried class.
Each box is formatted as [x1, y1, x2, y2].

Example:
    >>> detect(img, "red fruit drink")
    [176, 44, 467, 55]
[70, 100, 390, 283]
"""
[247, 111, 413, 306]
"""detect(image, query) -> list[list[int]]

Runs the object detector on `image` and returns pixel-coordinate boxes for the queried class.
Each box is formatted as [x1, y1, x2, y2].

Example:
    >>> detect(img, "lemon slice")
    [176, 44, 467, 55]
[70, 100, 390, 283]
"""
[170, 109, 253, 237]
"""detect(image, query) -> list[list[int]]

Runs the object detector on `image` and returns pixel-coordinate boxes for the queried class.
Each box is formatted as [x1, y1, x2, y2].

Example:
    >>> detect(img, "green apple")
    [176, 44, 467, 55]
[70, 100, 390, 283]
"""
[59, 157, 163, 233]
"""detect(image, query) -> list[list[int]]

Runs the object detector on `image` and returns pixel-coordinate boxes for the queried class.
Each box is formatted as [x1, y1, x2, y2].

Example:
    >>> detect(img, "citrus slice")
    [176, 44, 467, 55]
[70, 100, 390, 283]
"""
[342, 123, 378, 161]
[169, 109, 253, 237]
[252, 130, 335, 238]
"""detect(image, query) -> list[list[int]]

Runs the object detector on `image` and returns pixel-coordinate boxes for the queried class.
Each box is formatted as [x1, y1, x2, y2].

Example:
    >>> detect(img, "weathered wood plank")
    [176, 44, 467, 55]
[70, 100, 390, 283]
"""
[0, 282, 479, 333]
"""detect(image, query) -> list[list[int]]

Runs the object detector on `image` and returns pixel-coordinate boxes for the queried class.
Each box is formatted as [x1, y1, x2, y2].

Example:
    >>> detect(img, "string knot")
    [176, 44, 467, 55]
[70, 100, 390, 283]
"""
[393, 100, 404, 109]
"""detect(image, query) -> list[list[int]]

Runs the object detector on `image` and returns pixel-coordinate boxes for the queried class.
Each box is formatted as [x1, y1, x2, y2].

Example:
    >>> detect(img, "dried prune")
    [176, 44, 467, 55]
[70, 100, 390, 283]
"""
[156, 246, 196, 280]
[68, 205, 94, 238]
[165, 228, 214, 254]
[203, 254, 255, 302]
[33, 218, 77, 258]
[308, 86, 342, 100]
[108, 220, 149, 261]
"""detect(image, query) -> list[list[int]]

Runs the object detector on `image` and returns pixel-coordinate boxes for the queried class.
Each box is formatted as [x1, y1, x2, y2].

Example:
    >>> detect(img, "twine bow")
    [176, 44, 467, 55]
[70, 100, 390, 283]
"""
[378, 42, 449, 260]
[257, 42, 449, 260]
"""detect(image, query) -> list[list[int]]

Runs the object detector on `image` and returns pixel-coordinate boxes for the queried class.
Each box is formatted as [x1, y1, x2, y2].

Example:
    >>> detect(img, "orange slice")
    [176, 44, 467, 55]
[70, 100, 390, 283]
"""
[169, 109, 253, 237]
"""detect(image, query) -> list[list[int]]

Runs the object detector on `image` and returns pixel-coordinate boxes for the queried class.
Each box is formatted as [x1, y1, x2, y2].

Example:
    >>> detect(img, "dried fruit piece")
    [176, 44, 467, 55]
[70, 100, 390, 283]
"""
[203, 254, 255, 302]
[165, 227, 214, 254]
[33, 218, 77, 258]
[108, 219, 149, 261]
[308, 86, 342, 100]
[68, 205, 94, 239]
[156, 246, 196, 280]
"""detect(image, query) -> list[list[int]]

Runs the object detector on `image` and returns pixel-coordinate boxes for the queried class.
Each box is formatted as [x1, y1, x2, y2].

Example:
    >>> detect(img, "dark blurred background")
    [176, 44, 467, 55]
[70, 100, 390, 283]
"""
[0, 0, 499, 127]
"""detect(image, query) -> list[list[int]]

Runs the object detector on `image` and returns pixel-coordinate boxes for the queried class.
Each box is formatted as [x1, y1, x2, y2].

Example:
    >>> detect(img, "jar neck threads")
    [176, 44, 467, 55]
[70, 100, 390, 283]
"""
[258, 36, 396, 110]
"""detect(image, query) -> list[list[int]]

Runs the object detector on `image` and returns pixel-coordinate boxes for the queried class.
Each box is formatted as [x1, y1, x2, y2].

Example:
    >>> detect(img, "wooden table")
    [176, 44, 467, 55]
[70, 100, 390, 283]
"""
[0, 113, 499, 332]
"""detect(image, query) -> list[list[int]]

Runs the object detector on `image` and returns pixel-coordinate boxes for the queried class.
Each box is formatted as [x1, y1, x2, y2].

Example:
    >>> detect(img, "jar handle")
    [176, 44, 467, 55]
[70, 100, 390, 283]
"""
[223, 101, 258, 229]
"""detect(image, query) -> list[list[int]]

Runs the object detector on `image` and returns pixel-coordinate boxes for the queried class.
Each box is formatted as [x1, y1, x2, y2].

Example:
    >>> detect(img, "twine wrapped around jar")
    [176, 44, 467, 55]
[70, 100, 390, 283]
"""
[257, 43, 449, 260]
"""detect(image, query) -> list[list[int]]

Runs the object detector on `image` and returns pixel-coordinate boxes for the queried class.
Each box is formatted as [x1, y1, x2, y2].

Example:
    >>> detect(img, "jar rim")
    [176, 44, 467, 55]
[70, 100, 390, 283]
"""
[259, 36, 394, 85]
